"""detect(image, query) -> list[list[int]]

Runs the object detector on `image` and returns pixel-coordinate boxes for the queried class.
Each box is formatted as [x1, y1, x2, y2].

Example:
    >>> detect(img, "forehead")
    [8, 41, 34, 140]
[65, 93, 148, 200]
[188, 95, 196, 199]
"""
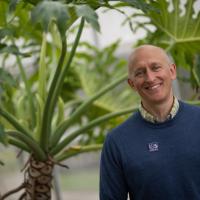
[132, 47, 167, 62]
[129, 47, 169, 70]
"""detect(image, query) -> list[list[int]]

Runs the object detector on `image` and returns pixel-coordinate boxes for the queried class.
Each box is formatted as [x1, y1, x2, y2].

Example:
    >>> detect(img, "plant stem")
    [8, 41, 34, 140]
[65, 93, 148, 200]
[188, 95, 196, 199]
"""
[55, 144, 103, 161]
[64, 99, 82, 110]
[40, 37, 67, 150]
[38, 32, 47, 102]
[6, 130, 46, 161]
[50, 106, 136, 155]
[35, 94, 44, 141]
[40, 18, 85, 151]
[0, 107, 32, 136]
[50, 73, 127, 148]
[9, 138, 31, 152]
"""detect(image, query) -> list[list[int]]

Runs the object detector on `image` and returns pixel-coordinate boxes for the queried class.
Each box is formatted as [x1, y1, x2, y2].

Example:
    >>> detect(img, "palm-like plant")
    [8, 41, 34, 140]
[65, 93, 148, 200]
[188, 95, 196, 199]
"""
[0, 0, 150, 199]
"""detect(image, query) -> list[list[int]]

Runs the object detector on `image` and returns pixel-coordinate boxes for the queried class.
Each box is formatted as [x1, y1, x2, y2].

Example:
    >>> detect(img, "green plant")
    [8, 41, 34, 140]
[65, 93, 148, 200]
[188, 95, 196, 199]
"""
[0, 0, 150, 199]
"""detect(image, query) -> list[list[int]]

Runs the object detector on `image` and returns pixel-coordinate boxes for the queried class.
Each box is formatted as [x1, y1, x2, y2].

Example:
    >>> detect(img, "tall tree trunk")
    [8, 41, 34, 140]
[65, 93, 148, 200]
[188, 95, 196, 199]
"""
[25, 156, 54, 200]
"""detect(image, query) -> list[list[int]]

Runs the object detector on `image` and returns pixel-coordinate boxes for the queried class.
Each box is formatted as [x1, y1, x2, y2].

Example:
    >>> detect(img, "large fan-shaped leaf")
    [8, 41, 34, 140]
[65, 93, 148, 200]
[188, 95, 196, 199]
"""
[31, 1, 69, 38]
[146, 1, 200, 54]
[76, 5, 100, 32]
[120, 0, 155, 12]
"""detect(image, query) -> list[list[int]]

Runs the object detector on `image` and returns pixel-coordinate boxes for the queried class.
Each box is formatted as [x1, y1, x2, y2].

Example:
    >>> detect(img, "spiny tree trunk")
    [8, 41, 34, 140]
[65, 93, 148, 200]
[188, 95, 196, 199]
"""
[25, 156, 54, 200]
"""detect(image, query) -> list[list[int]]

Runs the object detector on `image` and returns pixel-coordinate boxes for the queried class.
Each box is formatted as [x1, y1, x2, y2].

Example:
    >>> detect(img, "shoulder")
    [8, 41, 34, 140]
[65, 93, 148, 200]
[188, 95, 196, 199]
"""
[180, 100, 200, 113]
[179, 100, 200, 120]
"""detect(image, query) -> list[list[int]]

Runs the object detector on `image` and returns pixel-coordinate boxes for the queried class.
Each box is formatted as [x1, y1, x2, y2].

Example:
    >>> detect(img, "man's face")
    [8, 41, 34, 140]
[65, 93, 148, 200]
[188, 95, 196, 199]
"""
[128, 47, 176, 107]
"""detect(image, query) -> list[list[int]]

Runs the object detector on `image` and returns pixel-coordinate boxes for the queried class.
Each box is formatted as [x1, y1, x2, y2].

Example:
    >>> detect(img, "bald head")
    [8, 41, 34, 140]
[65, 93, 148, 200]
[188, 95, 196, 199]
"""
[128, 45, 172, 77]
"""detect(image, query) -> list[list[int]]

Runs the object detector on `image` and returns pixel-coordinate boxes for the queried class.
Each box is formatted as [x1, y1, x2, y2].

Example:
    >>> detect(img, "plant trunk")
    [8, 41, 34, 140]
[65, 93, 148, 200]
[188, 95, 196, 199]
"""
[25, 155, 54, 200]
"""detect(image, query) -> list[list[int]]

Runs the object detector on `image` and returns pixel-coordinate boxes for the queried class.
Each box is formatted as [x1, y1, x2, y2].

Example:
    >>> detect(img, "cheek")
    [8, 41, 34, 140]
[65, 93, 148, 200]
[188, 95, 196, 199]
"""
[159, 70, 173, 82]
[132, 82, 143, 92]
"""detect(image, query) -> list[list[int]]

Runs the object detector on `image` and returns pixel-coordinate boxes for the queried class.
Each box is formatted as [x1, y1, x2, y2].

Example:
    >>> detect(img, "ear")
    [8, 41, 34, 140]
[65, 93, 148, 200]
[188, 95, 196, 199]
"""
[170, 63, 177, 80]
[127, 78, 135, 89]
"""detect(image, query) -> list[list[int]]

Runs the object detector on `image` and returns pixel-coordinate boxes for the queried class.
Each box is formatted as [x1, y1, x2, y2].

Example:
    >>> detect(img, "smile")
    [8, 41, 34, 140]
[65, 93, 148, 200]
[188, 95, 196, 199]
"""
[145, 83, 162, 90]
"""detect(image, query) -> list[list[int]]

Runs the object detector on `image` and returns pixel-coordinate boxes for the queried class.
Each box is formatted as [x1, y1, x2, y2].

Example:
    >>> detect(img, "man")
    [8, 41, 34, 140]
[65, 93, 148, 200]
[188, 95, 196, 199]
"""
[100, 45, 200, 200]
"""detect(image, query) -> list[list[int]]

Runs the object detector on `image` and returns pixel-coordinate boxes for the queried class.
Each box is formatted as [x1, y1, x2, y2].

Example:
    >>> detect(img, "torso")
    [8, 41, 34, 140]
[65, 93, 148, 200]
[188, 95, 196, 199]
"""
[110, 102, 200, 200]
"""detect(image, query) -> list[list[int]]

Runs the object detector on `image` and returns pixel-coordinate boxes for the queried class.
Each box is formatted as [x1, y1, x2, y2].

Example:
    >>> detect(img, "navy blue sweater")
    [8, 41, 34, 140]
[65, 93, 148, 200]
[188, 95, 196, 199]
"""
[100, 101, 200, 200]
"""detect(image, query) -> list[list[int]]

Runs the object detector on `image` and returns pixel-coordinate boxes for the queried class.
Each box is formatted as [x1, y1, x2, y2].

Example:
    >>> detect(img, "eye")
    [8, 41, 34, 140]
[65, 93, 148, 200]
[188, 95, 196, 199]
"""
[152, 65, 161, 71]
[135, 71, 144, 77]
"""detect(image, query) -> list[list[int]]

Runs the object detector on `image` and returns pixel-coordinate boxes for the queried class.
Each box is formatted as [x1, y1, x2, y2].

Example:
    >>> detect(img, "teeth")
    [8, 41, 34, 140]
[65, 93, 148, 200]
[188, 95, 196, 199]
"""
[151, 85, 159, 89]
[148, 84, 160, 90]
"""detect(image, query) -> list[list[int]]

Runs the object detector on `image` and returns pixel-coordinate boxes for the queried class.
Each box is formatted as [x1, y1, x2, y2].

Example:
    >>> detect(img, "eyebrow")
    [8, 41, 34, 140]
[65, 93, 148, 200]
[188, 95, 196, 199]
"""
[149, 62, 162, 66]
[135, 62, 162, 69]
[133, 62, 163, 73]
[134, 68, 144, 72]
[133, 68, 145, 75]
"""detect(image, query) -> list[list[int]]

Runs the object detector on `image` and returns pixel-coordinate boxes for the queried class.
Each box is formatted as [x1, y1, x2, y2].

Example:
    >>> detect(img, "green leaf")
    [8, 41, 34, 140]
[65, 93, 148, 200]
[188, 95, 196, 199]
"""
[0, 86, 3, 96]
[0, 68, 17, 87]
[74, 41, 139, 112]
[65, 5, 78, 29]
[0, 43, 30, 56]
[31, 1, 69, 38]
[6, 130, 46, 161]
[146, 1, 200, 59]
[0, 124, 8, 146]
[0, 67, 17, 102]
[0, 1, 8, 26]
[119, 0, 156, 12]
[75, 5, 100, 32]
[55, 144, 103, 161]
[9, 0, 19, 12]
[190, 54, 200, 89]
[0, 28, 14, 39]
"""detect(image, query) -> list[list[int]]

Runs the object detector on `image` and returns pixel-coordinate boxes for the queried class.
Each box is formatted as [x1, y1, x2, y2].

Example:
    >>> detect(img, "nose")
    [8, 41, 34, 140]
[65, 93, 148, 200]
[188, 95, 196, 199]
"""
[145, 70, 155, 82]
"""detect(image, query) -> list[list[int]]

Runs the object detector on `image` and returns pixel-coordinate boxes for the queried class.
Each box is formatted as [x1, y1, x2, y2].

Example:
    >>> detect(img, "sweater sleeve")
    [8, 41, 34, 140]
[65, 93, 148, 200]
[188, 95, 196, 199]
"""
[100, 133, 128, 200]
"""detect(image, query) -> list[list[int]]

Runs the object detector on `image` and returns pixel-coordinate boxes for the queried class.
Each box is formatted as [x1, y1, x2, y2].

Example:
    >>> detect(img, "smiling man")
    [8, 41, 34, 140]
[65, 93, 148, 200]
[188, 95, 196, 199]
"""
[100, 45, 200, 200]
[128, 45, 177, 122]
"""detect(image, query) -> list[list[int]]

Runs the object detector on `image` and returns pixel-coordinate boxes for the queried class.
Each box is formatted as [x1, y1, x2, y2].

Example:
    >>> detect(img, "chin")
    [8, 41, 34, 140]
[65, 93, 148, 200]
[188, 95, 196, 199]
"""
[144, 96, 167, 105]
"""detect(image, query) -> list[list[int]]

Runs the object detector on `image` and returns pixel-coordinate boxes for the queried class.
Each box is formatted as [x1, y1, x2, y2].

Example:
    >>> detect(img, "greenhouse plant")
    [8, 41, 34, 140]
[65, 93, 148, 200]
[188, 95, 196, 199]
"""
[0, 0, 149, 199]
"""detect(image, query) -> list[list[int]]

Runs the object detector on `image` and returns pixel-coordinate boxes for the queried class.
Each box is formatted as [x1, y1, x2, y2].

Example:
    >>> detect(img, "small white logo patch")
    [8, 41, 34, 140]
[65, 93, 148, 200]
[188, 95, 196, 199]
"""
[148, 142, 159, 152]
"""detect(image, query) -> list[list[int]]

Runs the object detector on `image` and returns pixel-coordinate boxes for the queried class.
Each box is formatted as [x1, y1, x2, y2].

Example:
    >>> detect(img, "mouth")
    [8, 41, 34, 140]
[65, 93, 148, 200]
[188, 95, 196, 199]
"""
[145, 83, 162, 91]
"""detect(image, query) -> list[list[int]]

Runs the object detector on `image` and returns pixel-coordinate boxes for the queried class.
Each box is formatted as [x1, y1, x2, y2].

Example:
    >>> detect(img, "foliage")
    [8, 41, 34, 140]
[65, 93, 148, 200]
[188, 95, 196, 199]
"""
[124, 0, 200, 91]
[74, 40, 139, 112]
[0, 0, 146, 197]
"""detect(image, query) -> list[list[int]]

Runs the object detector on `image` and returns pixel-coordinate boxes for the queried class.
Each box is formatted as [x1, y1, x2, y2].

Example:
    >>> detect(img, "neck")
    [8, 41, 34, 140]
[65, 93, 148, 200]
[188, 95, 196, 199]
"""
[142, 96, 174, 122]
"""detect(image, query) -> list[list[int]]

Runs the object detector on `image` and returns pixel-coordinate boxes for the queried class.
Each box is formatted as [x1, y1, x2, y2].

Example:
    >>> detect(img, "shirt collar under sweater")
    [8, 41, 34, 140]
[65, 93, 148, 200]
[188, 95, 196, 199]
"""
[139, 97, 179, 123]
